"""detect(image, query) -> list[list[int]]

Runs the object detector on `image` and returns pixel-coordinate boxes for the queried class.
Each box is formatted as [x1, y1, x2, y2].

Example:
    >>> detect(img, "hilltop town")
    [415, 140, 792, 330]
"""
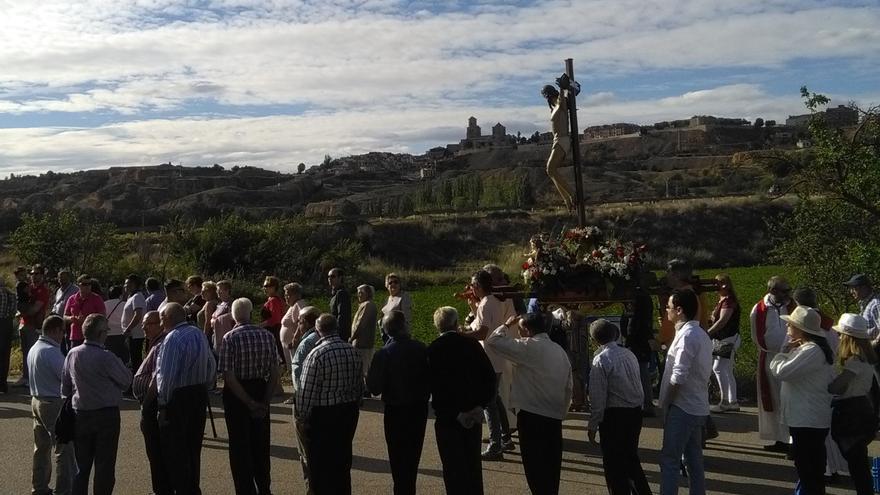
[0, 104, 857, 232]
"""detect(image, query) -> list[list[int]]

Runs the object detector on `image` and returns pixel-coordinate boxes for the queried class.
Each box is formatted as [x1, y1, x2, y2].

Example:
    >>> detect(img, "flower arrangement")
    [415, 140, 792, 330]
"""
[521, 227, 647, 295]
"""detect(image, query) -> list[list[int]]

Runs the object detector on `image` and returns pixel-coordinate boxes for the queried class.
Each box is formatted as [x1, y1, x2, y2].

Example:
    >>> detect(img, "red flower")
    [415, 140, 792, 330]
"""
[616, 246, 625, 258]
[522, 262, 530, 270]
[591, 250, 601, 258]
[637, 244, 648, 253]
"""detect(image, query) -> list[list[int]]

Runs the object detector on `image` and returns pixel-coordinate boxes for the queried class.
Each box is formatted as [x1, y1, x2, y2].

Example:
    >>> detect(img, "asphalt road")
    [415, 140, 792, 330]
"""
[0, 382, 874, 494]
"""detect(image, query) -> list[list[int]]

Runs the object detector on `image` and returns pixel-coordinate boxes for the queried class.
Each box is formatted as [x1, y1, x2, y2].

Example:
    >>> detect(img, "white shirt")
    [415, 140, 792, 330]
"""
[770, 342, 833, 428]
[588, 342, 644, 430]
[659, 320, 713, 416]
[280, 299, 307, 346]
[381, 292, 413, 323]
[485, 325, 572, 420]
[104, 298, 125, 336]
[471, 295, 506, 372]
[838, 357, 876, 400]
[122, 292, 147, 339]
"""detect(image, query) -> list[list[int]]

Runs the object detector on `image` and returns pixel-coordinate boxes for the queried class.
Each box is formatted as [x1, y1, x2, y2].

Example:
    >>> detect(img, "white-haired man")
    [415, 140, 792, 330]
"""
[219, 298, 280, 495]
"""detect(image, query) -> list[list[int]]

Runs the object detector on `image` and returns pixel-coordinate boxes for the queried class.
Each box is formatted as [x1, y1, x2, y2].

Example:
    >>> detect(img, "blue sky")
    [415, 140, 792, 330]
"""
[0, 0, 878, 175]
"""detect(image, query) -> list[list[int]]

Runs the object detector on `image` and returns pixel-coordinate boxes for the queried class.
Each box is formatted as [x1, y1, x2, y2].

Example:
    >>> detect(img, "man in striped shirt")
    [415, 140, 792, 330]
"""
[295, 313, 363, 495]
[219, 298, 280, 495]
[154, 303, 216, 494]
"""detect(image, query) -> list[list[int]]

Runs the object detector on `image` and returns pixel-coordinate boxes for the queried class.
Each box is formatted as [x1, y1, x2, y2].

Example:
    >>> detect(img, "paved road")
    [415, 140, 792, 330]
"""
[0, 383, 873, 494]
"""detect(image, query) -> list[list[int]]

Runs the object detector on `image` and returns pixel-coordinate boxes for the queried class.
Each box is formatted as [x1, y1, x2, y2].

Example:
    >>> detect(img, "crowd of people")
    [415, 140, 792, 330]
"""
[0, 260, 879, 495]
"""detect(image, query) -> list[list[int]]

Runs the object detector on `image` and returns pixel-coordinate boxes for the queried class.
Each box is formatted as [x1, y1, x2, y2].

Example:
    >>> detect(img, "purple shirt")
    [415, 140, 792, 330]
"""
[62, 341, 133, 411]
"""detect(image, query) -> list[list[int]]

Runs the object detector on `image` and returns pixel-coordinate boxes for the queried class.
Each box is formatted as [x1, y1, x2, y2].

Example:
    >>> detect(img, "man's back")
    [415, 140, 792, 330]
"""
[427, 331, 495, 420]
[367, 336, 429, 406]
[62, 342, 132, 411]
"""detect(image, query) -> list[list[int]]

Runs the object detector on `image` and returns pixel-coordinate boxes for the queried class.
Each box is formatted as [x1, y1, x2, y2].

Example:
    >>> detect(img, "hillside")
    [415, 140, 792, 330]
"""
[0, 123, 784, 232]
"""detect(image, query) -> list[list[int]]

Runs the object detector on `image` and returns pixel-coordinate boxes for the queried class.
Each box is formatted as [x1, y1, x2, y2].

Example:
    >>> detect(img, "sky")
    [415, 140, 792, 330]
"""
[0, 0, 878, 176]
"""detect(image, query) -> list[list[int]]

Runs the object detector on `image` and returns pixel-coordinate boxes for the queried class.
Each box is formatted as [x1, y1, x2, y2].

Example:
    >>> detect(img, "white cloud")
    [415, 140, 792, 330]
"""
[3, 83, 874, 176]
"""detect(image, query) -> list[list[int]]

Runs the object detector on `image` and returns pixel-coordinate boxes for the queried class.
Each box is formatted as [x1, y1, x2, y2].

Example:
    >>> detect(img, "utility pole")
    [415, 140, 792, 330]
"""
[565, 59, 586, 227]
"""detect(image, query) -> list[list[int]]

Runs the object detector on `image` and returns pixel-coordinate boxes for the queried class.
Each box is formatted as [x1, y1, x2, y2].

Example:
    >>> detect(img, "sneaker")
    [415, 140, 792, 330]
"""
[481, 449, 504, 461]
[709, 404, 724, 413]
[502, 439, 515, 451]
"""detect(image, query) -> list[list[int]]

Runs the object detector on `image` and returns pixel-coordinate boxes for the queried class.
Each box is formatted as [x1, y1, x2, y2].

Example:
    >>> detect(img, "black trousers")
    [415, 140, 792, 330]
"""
[73, 407, 121, 495]
[0, 317, 12, 393]
[104, 335, 128, 365]
[223, 379, 272, 495]
[518, 410, 563, 495]
[841, 439, 874, 495]
[128, 337, 144, 373]
[305, 401, 360, 495]
[160, 384, 208, 494]
[598, 406, 652, 495]
[384, 402, 428, 495]
[435, 416, 483, 495]
[141, 399, 173, 495]
[790, 426, 828, 495]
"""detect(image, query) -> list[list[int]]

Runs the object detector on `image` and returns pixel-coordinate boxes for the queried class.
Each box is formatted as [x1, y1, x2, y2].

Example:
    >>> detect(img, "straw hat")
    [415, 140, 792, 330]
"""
[780, 306, 825, 337]
[832, 313, 870, 340]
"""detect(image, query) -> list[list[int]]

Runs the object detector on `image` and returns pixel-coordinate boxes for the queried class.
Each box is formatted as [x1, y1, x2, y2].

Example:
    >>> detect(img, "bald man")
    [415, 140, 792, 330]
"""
[154, 303, 216, 493]
[133, 310, 172, 495]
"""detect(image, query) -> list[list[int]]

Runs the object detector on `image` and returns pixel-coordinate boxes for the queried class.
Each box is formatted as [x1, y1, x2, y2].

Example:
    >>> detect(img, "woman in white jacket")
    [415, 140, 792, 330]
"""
[770, 305, 834, 495]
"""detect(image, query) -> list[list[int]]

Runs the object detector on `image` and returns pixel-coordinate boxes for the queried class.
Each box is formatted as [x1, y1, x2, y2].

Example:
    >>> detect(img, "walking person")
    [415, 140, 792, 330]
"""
[132, 310, 173, 495]
[295, 314, 363, 495]
[486, 313, 573, 495]
[771, 306, 834, 495]
[28, 315, 76, 495]
[61, 314, 133, 495]
[587, 319, 652, 495]
[707, 274, 741, 412]
[829, 313, 878, 495]
[219, 298, 280, 495]
[658, 289, 713, 495]
[155, 303, 216, 494]
[367, 310, 430, 495]
[427, 306, 496, 495]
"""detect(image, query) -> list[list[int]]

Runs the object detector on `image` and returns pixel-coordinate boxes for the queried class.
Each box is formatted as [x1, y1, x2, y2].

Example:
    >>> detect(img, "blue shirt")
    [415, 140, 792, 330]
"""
[28, 336, 65, 398]
[366, 335, 429, 406]
[145, 290, 165, 312]
[155, 322, 216, 406]
[292, 328, 319, 391]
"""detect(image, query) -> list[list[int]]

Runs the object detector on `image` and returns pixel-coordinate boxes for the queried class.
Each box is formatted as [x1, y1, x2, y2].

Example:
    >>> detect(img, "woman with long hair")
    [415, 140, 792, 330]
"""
[770, 306, 834, 495]
[707, 273, 741, 412]
[829, 314, 879, 495]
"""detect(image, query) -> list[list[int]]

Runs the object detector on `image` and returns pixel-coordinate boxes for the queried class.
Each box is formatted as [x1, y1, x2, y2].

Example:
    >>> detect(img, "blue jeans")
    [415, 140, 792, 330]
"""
[484, 373, 511, 452]
[660, 405, 706, 495]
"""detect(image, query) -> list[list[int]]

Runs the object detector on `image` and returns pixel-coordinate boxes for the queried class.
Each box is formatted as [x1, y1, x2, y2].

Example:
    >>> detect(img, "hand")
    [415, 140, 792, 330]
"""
[588, 429, 598, 444]
[504, 315, 519, 327]
[456, 411, 475, 429]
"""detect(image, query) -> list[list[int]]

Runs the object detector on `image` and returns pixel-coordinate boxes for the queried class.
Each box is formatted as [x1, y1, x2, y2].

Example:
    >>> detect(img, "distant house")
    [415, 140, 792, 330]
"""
[786, 105, 857, 128]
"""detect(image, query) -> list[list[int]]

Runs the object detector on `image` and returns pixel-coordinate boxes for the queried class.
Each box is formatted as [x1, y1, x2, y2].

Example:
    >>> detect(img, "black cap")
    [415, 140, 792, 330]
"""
[843, 274, 871, 287]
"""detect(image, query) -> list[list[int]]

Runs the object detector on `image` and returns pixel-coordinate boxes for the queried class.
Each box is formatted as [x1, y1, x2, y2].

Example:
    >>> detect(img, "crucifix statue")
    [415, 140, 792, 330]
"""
[542, 59, 586, 226]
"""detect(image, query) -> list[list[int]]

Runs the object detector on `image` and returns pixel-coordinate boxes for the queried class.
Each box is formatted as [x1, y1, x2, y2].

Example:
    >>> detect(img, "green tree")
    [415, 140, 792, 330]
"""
[11, 210, 124, 279]
[769, 87, 880, 310]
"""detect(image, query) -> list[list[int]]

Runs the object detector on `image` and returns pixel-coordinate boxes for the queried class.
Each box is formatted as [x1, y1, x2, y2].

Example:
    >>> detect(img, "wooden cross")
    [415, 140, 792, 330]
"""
[565, 58, 587, 227]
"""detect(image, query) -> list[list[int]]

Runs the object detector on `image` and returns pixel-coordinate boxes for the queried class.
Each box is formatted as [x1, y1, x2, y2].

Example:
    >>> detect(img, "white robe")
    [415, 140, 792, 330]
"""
[750, 294, 791, 443]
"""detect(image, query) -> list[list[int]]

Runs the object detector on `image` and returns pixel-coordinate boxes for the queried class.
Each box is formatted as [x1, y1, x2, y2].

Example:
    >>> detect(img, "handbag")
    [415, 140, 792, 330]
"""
[712, 339, 734, 359]
[54, 397, 76, 444]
